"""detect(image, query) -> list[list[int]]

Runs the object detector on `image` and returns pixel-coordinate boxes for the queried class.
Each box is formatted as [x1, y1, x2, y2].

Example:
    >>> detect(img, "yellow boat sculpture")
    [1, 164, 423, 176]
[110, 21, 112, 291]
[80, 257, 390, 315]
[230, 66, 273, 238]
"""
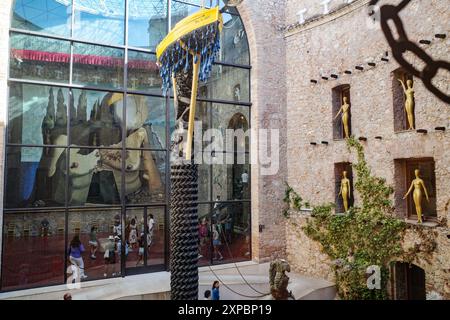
[156, 6, 223, 160]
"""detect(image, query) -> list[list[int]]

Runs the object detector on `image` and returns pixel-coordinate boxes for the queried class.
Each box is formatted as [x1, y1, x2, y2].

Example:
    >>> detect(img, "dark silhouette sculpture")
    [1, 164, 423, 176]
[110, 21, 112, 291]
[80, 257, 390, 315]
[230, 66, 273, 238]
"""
[369, 0, 449, 104]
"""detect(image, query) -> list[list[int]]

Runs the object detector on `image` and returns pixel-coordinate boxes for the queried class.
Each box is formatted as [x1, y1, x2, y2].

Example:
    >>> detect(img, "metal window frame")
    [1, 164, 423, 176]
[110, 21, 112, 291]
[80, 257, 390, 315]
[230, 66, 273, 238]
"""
[1, 0, 252, 291]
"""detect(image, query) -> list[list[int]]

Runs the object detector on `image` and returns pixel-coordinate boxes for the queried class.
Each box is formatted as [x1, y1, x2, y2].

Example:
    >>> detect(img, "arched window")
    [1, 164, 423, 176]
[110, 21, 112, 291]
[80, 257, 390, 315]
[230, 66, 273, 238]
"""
[2, 0, 251, 291]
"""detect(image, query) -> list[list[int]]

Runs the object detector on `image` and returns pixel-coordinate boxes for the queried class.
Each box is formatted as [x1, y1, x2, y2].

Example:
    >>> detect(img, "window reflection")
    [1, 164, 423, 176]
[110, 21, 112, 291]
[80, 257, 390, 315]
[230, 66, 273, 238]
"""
[171, 1, 202, 26]
[70, 90, 123, 147]
[145, 207, 165, 266]
[121, 151, 166, 204]
[125, 94, 166, 148]
[73, 0, 125, 46]
[212, 156, 250, 201]
[10, 33, 70, 83]
[125, 207, 165, 268]
[67, 148, 120, 206]
[67, 208, 122, 280]
[199, 66, 250, 102]
[4, 0, 252, 290]
[196, 164, 211, 203]
[198, 204, 212, 266]
[2, 211, 66, 290]
[221, 13, 249, 65]
[9, 84, 69, 146]
[12, 0, 72, 37]
[128, 51, 161, 94]
[72, 43, 124, 89]
[198, 201, 251, 266]
[128, 0, 168, 50]
[5, 146, 66, 208]
[211, 201, 251, 264]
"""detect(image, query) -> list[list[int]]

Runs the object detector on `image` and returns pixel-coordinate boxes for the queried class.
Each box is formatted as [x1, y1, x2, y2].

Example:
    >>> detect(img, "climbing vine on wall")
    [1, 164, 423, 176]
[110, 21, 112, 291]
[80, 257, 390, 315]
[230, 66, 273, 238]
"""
[285, 137, 410, 299]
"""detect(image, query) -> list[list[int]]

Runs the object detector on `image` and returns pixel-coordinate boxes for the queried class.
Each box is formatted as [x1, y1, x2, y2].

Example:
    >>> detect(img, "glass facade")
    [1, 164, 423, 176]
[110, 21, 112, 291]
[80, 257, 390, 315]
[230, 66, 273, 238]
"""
[3, 0, 251, 291]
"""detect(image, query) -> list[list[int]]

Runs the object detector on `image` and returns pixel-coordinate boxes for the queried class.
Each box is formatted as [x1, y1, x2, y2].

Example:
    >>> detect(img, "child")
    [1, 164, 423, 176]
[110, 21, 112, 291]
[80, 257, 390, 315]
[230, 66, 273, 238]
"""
[211, 281, 220, 300]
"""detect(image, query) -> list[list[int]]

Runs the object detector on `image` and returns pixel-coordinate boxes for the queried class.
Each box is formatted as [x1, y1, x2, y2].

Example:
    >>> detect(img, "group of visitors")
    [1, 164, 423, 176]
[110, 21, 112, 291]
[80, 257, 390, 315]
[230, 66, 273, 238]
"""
[198, 216, 224, 261]
[66, 214, 156, 281]
[199, 196, 239, 261]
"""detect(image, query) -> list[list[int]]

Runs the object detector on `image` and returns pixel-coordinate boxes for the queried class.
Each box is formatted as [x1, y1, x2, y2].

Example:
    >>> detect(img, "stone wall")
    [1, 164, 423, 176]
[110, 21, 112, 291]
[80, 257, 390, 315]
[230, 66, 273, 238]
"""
[285, 212, 334, 282]
[238, 0, 288, 262]
[285, 0, 450, 298]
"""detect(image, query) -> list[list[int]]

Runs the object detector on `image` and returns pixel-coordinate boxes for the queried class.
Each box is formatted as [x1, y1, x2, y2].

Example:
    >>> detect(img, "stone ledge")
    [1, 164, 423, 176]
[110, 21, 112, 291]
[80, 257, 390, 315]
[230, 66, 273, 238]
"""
[285, 0, 371, 38]
[405, 219, 439, 228]
[288, 208, 313, 217]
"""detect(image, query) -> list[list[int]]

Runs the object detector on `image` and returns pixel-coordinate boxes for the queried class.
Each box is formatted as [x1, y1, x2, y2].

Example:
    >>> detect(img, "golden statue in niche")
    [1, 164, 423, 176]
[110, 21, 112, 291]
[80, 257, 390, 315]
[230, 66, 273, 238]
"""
[338, 171, 351, 212]
[397, 77, 415, 130]
[403, 169, 429, 224]
[334, 96, 350, 138]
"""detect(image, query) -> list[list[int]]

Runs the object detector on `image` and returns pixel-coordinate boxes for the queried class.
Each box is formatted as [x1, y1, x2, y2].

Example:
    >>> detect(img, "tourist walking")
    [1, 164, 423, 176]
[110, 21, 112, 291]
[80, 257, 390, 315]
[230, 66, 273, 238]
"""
[104, 235, 116, 277]
[68, 235, 87, 280]
[89, 226, 98, 259]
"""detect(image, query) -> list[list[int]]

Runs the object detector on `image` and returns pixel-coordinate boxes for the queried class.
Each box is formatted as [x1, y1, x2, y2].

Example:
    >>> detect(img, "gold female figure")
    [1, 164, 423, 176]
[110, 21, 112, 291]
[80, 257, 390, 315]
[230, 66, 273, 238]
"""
[339, 171, 351, 212]
[403, 169, 429, 223]
[334, 96, 350, 138]
[398, 78, 415, 130]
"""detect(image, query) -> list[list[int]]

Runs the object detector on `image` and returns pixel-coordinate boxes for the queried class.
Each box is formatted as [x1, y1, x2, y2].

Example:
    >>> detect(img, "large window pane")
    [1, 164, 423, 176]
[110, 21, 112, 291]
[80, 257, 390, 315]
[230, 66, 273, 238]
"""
[122, 151, 166, 204]
[68, 148, 120, 206]
[5, 146, 66, 208]
[9, 83, 69, 146]
[1, 211, 65, 290]
[68, 208, 122, 280]
[171, 1, 202, 26]
[128, 0, 168, 50]
[146, 207, 166, 266]
[128, 51, 162, 94]
[221, 13, 249, 65]
[212, 104, 250, 152]
[12, 0, 72, 37]
[124, 207, 165, 268]
[125, 95, 166, 149]
[199, 65, 250, 102]
[197, 164, 211, 202]
[212, 159, 250, 201]
[211, 201, 251, 264]
[70, 89, 123, 147]
[198, 203, 212, 266]
[170, 4, 248, 65]
[174, 0, 211, 7]
[73, 0, 125, 45]
[196, 103, 250, 152]
[10, 33, 70, 83]
[72, 43, 124, 89]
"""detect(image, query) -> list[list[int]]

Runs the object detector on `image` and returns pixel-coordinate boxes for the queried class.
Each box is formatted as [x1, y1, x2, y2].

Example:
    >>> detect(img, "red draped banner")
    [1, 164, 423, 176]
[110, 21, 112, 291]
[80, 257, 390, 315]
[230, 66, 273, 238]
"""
[11, 49, 159, 71]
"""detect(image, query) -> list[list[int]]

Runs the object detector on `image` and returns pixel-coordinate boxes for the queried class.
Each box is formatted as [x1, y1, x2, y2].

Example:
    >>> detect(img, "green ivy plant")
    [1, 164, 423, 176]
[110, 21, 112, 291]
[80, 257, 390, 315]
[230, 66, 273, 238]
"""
[286, 137, 410, 299]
